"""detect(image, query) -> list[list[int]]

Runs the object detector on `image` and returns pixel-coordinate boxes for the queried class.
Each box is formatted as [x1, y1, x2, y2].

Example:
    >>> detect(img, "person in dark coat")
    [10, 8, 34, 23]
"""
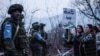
[81, 24, 97, 56]
[93, 26, 100, 56]
[73, 25, 85, 56]
[62, 28, 73, 49]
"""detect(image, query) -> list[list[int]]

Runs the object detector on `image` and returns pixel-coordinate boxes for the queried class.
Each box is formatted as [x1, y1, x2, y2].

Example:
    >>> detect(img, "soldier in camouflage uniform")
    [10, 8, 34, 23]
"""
[39, 23, 48, 56]
[29, 22, 45, 56]
[0, 4, 28, 56]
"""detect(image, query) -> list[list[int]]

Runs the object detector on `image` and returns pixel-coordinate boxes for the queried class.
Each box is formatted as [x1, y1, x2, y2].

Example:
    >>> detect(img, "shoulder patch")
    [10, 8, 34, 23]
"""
[3, 23, 12, 39]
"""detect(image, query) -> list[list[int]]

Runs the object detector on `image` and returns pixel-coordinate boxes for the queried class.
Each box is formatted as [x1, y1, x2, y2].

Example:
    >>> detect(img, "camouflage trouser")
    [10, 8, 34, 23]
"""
[4, 39, 15, 50]
[40, 42, 47, 56]
[29, 42, 43, 56]
[4, 39, 25, 56]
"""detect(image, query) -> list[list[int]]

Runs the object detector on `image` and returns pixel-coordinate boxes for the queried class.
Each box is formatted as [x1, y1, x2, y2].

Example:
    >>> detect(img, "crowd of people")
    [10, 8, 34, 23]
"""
[62, 24, 100, 56]
[0, 4, 100, 56]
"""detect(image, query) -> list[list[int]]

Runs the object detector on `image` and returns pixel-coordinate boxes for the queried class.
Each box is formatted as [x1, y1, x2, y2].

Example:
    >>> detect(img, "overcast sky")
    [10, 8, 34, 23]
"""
[0, 0, 75, 31]
[26, 0, 73, 18]
[0, 0, 94, 32]
[0, 0, 74, 18]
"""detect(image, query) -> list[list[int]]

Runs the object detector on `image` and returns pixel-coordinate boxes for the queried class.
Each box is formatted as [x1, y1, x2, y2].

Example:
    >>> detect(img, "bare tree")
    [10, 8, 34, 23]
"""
[0, 0, 12, 27]
[73, 0, 100, 23]
[44, 0, 65, 55]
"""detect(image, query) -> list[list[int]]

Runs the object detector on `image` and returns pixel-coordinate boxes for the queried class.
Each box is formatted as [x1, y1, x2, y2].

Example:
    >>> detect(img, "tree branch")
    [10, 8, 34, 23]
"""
[85, 0, 100, 21]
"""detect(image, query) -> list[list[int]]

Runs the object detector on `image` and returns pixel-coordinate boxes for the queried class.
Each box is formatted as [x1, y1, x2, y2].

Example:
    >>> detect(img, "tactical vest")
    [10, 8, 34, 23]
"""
[1, 18, 28, 50]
